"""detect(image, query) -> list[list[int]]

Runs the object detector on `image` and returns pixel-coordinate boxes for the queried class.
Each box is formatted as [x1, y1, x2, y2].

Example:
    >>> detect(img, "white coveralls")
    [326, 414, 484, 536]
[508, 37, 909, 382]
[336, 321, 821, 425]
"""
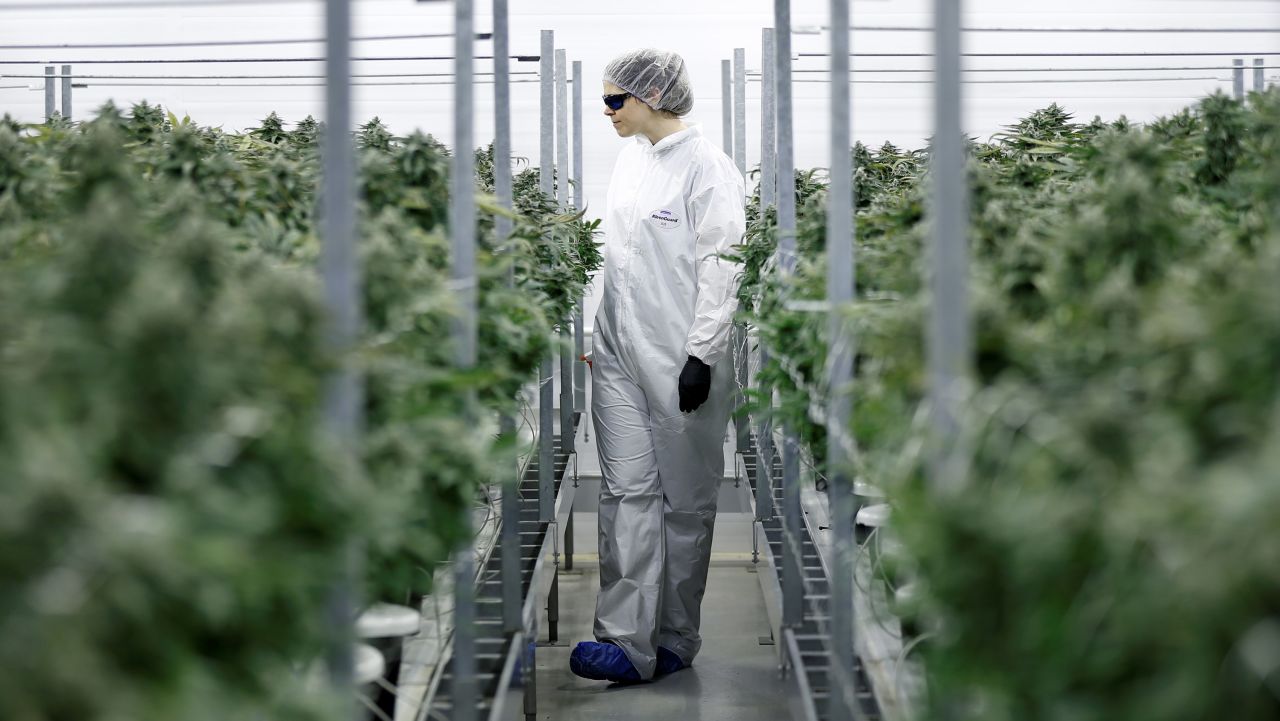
[591, 124, 745, 680]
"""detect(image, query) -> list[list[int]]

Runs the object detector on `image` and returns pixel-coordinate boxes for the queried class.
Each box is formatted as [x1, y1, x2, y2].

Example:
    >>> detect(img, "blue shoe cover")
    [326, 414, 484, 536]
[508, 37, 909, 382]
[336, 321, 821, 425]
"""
[569, 641, 643, 683]
[655, 647, 688, 675]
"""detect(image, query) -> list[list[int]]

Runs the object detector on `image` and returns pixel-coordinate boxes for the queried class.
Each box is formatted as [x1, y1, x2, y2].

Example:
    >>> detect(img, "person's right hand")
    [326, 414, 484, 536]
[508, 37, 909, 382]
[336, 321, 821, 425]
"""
[678, 355, 711, 413]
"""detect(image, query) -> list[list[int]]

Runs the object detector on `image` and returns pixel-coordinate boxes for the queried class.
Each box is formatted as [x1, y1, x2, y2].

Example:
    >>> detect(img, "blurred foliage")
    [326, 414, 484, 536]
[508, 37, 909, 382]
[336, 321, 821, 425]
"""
[736, 93, 1280, 720]
[0, 104, 599, 720]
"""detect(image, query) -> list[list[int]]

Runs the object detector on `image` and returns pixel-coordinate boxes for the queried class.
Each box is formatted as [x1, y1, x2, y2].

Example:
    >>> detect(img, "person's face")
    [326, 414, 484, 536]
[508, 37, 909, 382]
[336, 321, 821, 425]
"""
[603, 81, 649, 138]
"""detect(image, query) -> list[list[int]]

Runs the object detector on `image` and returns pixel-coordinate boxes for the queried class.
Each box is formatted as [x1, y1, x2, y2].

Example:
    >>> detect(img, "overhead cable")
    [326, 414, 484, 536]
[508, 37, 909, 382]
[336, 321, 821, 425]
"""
[4, 71, 541, 79]
[0, 0, 323, 10]
[803, 51, 1280, 58]
[747, 64, 1280, 75]
[0, 32, 493, 51]
[749, 75, 1228, 85]
[818, 25, 1280, 34]
[67, 79, 543, 87]
[0, 54, 541, 65]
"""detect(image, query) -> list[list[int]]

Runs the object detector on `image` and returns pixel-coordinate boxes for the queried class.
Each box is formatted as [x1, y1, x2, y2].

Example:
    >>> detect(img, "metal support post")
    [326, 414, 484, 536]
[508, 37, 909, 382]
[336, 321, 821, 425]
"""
[493, 0, 522, 638]
[928, 0, 971, 492]
[501, 421, 521, 631]
[757, 357, 775, 523]
[774, 0, 803, 632]
[556, 49, 570, 208]
[761, 28, 777, 210]
[782, 429, 803, 629]
[539, 30, 556, 523]
[721, 59, 733, 155]
[564, 511, 574, 570]
[60, 65, 72, 121]
[547, 571, 560, 643]
[451, 1, 479, 718]
[734, 47, 747, 177]
[572, 59, 586, 420]
[321, 0, 360, 713]
[1255, 58, 1265, 93]
[826, 2, 856, 718]
[1234, 58, 1245, 100]
[556, 49, 574, 458]
[44, 66, 55, 121]
[732, 48, 750, 462]
[523, 635, 537, 721]
[754, 28, 779, 528]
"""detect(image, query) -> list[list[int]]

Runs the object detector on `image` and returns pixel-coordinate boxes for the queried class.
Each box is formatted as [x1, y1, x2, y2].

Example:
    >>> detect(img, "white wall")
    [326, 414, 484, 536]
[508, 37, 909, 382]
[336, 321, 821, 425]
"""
[3, 0, 1278, 330]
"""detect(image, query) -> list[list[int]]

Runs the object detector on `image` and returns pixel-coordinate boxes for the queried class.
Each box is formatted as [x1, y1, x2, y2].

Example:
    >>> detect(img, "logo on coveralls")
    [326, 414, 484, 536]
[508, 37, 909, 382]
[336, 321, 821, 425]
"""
[648, 208, 681, 231]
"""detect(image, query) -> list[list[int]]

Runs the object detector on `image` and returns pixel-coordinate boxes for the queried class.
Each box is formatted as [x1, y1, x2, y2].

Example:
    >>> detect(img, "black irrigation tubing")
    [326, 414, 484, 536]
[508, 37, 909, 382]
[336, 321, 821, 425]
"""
[826, 25, 1280, 33]
[0, 32, 493, 50]
[803, 51, 1280, 58]
[5, 71, 541, 79]
[0, 55, 541, 65]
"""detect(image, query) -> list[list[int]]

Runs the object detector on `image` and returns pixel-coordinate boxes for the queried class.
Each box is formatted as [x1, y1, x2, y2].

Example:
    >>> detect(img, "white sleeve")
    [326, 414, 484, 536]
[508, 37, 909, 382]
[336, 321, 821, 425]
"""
[683, 174, 746, 367]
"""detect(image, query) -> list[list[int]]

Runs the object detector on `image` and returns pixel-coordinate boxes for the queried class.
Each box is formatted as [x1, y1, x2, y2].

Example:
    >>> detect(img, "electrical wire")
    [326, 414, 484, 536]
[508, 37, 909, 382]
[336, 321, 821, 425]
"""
[754, 64, 1280, 74]
[0, 0, 341, 9]
[0, 55, 540, 65]
[5, 71, 540, 79]
[751, 75, 1228, 85]
[803, 51, 1280, 58]
[0, 32, 493, 50]
[824, 25, 1280, 34]
[66, 79, 543, 87]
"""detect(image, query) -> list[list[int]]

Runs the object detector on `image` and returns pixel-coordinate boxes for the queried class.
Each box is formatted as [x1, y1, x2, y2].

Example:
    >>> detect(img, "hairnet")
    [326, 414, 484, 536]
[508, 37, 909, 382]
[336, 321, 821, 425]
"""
[603, 49, 694, 117]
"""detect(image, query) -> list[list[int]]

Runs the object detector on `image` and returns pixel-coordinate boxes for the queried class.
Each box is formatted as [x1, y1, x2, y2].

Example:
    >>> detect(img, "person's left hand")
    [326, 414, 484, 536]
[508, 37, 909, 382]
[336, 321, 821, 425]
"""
[678, 355, 712, 413]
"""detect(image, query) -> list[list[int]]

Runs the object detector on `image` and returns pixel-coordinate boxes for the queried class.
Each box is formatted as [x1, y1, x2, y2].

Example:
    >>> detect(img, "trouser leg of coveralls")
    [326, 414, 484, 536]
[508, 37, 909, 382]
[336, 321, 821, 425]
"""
[653, 371, 733, 665]
[590, 338, 662, 680]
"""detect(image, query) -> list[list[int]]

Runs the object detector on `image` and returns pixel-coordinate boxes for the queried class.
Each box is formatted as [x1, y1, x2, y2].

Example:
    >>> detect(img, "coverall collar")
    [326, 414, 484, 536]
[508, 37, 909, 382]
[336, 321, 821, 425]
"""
[636, 123, 701, 155]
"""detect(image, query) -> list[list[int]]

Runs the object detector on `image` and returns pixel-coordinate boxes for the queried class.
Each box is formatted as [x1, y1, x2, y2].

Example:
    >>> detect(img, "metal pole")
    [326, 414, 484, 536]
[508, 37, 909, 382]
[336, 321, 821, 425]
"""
[555, 50, 570, 207]
[44, 65, 55, 121]
[451, 2, 478, 719]
[1255, 57, 1265, 92]
[539, 29, 556, 523]
[755, 26, 777, 525]
[556, 49, 575, 458]
[731, 48, 751, 461]
[1234, 58, 1245, 99]
[827, 2, 856, 718]
[734, 47, 747, 177]
[775, 0, 803, 633]
[721, 59, 733, 155]
[761, 29, 777, 210]
[928, 0, 971, 494]
[572, 59, 586, 417]
[321, 0, 359, 711]
[60, 64, 71, 121]
[492, 0, 522, 637]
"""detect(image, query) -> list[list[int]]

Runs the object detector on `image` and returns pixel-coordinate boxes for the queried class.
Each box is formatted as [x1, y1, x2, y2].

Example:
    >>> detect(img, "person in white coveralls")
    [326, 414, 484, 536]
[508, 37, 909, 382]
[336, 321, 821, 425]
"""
[569, 48, 746, 684]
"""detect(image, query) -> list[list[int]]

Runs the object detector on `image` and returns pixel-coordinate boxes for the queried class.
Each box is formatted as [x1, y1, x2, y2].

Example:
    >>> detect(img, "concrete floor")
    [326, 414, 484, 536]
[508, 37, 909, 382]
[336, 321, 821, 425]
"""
[534, 514, 786, 721]
[531, 393, 788, 721]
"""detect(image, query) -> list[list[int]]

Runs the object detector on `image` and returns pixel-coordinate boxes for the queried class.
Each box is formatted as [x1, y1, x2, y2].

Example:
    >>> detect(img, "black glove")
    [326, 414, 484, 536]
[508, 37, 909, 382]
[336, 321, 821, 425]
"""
[678, 355, 712, 413]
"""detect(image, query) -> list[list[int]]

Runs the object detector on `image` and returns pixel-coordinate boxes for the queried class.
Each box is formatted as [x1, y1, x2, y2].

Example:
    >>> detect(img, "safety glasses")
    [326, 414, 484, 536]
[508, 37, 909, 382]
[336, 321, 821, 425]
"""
[602, 92, 630, 111]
